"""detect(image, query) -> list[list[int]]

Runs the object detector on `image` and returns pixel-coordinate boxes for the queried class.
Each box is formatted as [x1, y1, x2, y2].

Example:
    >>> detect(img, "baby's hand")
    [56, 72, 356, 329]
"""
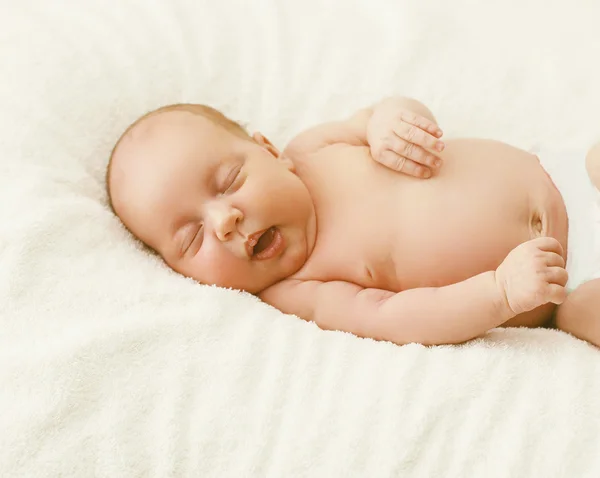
[367, 101, 445, 179]
[495, 237, 568, 316]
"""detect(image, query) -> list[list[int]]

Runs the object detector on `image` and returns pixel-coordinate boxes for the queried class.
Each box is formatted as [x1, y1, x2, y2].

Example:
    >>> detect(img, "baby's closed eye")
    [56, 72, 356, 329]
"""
[222, 163, 244, 194]
[182, 224, 204, 256]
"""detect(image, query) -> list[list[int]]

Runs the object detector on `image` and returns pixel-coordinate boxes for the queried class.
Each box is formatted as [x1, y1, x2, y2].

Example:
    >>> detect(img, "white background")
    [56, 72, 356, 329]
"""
[1, 0, 600, 476]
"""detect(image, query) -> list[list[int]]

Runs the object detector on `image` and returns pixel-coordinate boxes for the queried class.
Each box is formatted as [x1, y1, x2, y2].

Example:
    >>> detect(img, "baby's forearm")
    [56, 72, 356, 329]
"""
[375, 271, 513, 345]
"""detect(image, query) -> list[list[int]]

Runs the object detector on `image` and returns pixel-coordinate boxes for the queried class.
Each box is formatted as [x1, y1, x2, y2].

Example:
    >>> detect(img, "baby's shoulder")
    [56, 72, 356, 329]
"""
[258, 276, 354, 326]
[283, 124, 335, 158]
[258, 278, 308, 315]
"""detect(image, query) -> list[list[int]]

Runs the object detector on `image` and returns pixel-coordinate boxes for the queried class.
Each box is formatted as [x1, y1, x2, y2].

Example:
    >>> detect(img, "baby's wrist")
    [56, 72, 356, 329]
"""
[490, 271, 516, 320]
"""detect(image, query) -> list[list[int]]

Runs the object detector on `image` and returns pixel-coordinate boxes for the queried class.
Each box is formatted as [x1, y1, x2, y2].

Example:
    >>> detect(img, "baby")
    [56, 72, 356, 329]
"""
[107, 97, 600, 346]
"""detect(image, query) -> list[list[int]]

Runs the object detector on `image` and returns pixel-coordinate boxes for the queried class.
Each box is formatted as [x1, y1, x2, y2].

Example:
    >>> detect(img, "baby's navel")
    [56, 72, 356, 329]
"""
[530, 210, 545, 238]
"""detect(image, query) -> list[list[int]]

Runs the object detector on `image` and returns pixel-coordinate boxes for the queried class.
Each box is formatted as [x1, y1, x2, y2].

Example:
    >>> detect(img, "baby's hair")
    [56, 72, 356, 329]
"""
[105, 103, 250, 214]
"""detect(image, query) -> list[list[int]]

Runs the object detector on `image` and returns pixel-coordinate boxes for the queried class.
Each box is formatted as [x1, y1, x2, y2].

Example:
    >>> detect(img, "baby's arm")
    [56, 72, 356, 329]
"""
[284, 96, 444, 178]
[260, 237, 567, 346]
[286, 97, 438, 148]
[260, 272, 510, 346]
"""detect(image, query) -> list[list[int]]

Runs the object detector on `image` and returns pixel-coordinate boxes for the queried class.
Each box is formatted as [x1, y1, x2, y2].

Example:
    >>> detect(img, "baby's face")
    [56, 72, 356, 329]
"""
[110, 111, 316, 293]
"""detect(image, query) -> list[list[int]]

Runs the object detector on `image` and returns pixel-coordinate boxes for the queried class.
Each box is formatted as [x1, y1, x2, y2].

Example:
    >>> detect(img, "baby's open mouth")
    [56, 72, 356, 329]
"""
[248, 227, 284, 260]
[254, 227, 275, 254]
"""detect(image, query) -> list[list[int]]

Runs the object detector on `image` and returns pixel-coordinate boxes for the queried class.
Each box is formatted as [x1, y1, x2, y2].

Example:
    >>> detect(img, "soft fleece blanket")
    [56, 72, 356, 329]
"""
[1, 0, 600, 476]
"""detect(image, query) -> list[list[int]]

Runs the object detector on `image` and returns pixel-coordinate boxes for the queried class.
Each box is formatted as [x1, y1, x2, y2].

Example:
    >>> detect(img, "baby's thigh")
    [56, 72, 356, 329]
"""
[555, 278, 600, 347]
[586, 142, 600, 190]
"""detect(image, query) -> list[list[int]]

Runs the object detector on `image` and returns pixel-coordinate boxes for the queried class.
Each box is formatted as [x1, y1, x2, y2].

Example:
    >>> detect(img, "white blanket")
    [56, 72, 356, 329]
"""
[2, 0, 600, 476]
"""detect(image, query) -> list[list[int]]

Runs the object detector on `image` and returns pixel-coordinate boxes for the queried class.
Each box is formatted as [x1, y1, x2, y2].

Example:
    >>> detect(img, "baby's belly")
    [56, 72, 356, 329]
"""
[369, 139, 568, 291]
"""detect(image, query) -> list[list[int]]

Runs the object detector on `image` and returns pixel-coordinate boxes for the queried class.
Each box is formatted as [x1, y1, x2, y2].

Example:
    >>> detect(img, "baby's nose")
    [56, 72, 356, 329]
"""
[208, 204, 243, 241]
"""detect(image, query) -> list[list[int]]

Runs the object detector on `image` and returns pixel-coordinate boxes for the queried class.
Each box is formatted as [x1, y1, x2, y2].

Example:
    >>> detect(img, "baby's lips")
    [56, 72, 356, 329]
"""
[244, 228, 267, 257]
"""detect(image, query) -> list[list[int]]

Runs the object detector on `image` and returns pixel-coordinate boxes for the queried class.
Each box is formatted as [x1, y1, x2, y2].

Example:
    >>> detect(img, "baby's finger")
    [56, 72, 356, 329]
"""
[544, 266, 569, 286]
[394, 121, 445, 153]
[398, 110, 443, 138]
[388, 136, 441, 169]
[544, 251, 566, 269]
[379, 150, 432, 178]
[531, 236, 564, 257]
[546, 283, 567, 305]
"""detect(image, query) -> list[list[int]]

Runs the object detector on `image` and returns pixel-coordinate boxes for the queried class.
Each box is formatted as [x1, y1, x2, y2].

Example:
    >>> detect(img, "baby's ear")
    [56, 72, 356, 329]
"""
[278, 153, 295, 172]
[252, 132, 294, 170]
[252, 132, 279, 154]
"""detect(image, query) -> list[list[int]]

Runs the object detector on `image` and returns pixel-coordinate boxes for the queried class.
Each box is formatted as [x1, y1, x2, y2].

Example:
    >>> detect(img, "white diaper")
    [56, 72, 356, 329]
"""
[536, 150, 600, 292]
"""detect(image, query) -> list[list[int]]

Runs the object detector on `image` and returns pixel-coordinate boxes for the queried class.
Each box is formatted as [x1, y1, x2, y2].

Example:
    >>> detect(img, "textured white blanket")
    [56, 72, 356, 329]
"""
[2, 0, 600, 476]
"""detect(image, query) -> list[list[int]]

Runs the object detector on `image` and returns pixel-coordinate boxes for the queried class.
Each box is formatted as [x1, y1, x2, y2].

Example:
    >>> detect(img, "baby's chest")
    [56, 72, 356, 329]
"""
[294, 202, 403, 289]
[295, 145, 408, 288]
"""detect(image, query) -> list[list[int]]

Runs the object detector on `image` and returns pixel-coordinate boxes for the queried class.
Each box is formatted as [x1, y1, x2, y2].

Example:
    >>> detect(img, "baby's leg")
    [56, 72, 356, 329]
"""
[586, 141, 600, 189]
[556, 145, 600, 345]
[555, 279, 600, 347]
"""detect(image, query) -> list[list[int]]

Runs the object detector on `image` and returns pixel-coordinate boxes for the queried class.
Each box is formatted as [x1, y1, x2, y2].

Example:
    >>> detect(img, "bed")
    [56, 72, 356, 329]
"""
[2, 0, 600, 476]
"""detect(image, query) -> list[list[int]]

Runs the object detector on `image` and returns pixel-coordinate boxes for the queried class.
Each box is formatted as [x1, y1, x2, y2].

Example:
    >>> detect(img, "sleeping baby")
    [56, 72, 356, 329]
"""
[106, 97, 600, 347]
